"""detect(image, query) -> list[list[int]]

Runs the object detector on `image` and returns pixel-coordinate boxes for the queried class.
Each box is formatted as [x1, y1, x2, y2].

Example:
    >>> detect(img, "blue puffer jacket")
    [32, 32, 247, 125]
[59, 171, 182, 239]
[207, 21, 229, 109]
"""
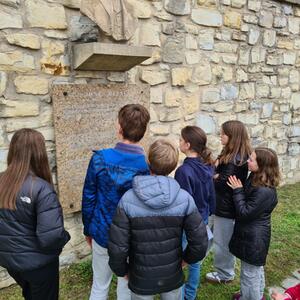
[82, 143, 149, 248]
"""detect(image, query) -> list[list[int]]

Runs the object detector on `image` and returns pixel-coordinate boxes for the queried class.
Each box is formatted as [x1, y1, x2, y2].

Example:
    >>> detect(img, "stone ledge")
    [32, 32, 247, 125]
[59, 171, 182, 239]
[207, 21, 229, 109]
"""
[73, 43, 153, 71]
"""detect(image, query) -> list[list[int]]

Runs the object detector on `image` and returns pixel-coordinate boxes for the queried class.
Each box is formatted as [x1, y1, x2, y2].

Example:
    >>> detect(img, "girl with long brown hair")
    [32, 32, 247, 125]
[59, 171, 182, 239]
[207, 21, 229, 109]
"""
[228, 147, 280, 300]
[175, 126, 215, 299]
[0, 128, 70, 300]
[206, 120, 251, 284]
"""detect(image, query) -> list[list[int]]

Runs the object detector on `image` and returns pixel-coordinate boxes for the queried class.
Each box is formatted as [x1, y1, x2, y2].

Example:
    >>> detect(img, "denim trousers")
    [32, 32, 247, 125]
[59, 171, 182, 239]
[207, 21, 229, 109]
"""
[181, 227, 206, 300]
[131, 288, 182, 300]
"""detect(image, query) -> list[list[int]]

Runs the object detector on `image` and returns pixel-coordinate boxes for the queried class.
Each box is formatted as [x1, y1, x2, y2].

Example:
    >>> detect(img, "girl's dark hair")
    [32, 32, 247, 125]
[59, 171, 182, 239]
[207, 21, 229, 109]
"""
[219, 120, 252, 165]
[0, 128, 53, 210]
[251, 147, 280, 188]
[181, 126, 214, 165]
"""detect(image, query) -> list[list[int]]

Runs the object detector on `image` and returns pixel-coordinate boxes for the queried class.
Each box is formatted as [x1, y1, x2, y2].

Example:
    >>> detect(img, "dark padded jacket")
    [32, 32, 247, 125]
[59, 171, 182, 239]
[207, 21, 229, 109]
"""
[214, 157, 248, 219]
[108, 175, 208, 295]
[229, 175, 278, 266]
[0, 174, 70, 272]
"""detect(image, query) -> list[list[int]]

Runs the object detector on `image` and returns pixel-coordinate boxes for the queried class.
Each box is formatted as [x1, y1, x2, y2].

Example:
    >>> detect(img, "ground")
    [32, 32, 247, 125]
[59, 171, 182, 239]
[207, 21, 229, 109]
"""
[1, 182, 299, 300]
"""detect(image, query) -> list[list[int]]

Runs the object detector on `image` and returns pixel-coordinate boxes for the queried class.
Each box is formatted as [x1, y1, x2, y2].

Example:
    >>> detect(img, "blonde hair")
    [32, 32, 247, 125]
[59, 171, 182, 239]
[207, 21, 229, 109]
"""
[148, 139, 179, 176]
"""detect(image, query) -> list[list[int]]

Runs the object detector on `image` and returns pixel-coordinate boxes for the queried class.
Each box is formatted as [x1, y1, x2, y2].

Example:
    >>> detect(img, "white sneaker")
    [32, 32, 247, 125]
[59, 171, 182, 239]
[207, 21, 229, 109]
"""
[206, 272, 234, 284]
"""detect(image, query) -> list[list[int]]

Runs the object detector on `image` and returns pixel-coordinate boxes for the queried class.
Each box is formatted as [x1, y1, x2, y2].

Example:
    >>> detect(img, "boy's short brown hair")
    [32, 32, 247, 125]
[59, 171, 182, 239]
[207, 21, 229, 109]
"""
[148, 139, 179, 176]
[118, 104, 150, 143]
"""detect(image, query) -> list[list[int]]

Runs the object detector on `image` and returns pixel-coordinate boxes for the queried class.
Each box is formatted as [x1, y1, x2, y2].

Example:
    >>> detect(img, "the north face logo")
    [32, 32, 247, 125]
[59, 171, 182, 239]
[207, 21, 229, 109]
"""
[20, 196, 31, 204]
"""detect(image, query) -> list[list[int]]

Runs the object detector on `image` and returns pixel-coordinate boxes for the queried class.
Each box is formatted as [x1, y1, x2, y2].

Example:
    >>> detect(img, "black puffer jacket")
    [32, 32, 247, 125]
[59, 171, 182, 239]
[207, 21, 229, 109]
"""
[0, 175, 70, 272]
[214, 158, 248, 219]
[229, 176, 278, 266]
[108, 175, 208, 295]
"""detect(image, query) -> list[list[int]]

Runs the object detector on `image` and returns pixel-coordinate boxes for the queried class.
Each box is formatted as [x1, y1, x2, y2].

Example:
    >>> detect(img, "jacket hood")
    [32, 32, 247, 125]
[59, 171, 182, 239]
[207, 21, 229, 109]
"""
[132, 176, 180, 209]
[184, 157, 214, 183]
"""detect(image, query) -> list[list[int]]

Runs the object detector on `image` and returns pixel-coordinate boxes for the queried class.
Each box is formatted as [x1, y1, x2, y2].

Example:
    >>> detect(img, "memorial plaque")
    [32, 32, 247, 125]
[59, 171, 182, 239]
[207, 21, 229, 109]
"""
[52, 84, 150, 214]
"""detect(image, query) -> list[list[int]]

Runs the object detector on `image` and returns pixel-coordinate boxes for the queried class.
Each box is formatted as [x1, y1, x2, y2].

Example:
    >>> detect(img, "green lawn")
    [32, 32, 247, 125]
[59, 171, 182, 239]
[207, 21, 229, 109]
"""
[1, 183, 299, 300]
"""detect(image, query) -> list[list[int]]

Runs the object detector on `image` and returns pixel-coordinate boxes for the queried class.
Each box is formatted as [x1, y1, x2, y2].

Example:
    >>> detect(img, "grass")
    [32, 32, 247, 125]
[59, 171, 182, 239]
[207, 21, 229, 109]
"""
[1, 183, 299, 300]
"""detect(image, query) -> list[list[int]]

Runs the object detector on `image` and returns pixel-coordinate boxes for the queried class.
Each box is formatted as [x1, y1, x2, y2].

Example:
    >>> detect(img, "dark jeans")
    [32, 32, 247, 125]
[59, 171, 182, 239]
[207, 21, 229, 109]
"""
[8, 258, 59, 300]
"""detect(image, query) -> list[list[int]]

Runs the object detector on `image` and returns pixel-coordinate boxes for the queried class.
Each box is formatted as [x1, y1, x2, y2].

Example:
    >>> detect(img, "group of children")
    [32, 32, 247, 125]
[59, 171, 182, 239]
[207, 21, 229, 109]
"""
[0, 103, 297, 300]
[82, 104, 282, 300]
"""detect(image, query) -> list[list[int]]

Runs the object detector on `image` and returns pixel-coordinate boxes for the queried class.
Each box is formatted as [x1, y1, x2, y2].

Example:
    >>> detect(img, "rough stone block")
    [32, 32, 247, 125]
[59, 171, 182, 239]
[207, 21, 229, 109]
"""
[141, 69, 168, 86]
[26, 0, 67, 29]
[14, 76, 49, 95]
[191, 8, 222, 27]
[0, 11, 22, 29]
[196, 114, 216, 134]
[162, 36, 184, 64]
[164, 0, 190, 16]
[0, 98, 39, 117]
[224, 11, 242, 29]
[263, 30, 276, 47]
[191, 62, 212, 85]
[6, 33, 40, 49]
[0, 72, 7, 97]
[198, 29, 214, 50]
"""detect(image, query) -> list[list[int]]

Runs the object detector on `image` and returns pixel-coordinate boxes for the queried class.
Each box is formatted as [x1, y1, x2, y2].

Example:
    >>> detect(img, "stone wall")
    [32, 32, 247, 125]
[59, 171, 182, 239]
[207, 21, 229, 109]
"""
[0, 0, 300, 288]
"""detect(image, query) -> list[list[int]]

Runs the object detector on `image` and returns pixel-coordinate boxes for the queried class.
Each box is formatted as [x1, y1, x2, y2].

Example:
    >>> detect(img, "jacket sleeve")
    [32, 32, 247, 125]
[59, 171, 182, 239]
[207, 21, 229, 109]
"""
[183, 196, 208, 264]
[214, 162, 236, 193]
[208, 178, 216, 215]
[108, 205, 130, 277]
[36, 188, 70, 251]
[285, 284, 300, 300]
[82, 154, 98, 236]
[232, 187, 273, 222]
[175, 167, 193, 196]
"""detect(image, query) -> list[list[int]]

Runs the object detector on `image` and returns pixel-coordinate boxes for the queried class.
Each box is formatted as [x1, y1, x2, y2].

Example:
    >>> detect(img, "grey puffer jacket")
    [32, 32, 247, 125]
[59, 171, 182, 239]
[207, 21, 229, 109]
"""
[0, 174, 70, 272]
[108, 175, 208, 295]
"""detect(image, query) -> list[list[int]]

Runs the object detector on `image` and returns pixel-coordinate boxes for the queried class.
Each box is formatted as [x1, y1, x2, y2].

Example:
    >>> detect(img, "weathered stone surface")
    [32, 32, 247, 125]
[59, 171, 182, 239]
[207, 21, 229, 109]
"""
[141, 70, 168, 86]
[186, 35, 197, 50]
[162, 36, 184, 63]
[198, 29, 214, 50]
[202, 87, 220, 103]
[243, 14, 258, 24]
[171, 67, 192, 86]
[191, 61, 212, 85]
[267, 54, 283, 66]
[14, 76, 49, 95]
[261, 103, 273, 118]
[159, 108, 181, 122]
[164, 0, 190, 16]
[6, 33, 40, 50]
[164, 89, 181, 107]
[236, 69, 248, 82]
[231, 0, 246, 8]
[263, 30, 276, 47]
[0, 72, 7, 97]
[184, 94, 199, 115]
[150, 86, 163, 103]
[240, 83, 255, 99]
[0, 0, 19, 8]
[0, 11, 23, 29]
[150, 124, 170, 135]
[185, 51, 200, 64]
[221, 84, 238, 100]
[291, 93, 300, 110]
[248, 28, 260, 45]
[44, 30, 68, 40]
[256, 84, 270, 98]
[213, 65, 233, 81]
[248, 0, 261, 11]
[0, 98, 39, 117]
[251, 47, 266, 63]
[0, 51, 35, 72]
[239, 47, 250, 65]
[191, 8, 222, 27]
[259, 11, 273, 29]
[162, 22, 175, 35]
[47, 0, 80, 9]
[283, 52, 296, 65]
[222, 53, 238, 64]
[288, 17, 300, 34]
[127, 0, 152, 19]
[26, 0, 67, 29]
[69, 16, 98, 42]
[214, 42, 238, 53]
[140, 22, 161, 46]
[196, 114, 216, 134]
[237, 112, 259, 125]
[224, 11, 242, 29]
[274, 16, 287, 28]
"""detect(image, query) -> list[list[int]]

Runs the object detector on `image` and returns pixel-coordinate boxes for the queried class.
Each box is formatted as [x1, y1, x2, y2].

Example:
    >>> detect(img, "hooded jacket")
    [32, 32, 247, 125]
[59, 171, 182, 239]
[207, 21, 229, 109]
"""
[0, 175, 70, 272]
[108, 175, 208, 295]
[175, 157, 216, 223]
[214, 156, 249, 219]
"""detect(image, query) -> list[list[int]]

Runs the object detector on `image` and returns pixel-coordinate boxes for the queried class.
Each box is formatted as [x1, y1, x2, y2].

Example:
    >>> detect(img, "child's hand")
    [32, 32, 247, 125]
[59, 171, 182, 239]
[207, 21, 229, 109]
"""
[271, 291, 288, 300]
[213, 173, 219, 180]
[85, 236, 92, 248]
[215, 159, 219, 167]
[124, 274, 129, 281]
[227, 175, 243, 189]
[182, 260, 188, 268]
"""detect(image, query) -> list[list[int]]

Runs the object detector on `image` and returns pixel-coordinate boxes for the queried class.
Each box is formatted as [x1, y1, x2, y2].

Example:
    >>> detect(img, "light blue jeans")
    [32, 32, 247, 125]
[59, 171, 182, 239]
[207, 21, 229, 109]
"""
[182, 219, 208, 300]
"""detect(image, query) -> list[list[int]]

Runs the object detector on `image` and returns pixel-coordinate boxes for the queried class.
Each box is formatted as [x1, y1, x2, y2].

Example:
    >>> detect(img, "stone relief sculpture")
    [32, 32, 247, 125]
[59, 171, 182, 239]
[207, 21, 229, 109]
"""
[80, 0, 138, 41]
